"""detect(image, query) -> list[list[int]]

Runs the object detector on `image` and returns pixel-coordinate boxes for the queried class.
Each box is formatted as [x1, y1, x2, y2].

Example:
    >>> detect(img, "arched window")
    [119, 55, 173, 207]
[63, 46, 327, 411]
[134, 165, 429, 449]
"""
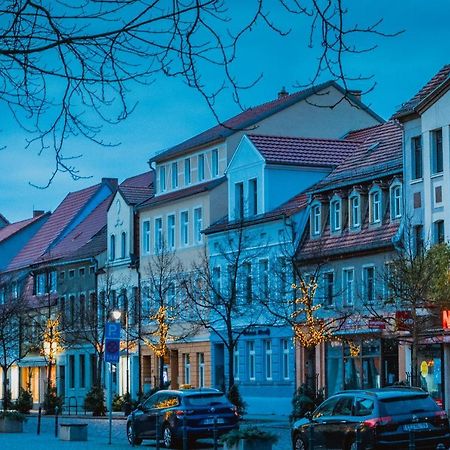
[121, 232, 126, 258]
[110, 234, 116, 260]
[349, 193, 361, 229]
[390, 182, 403, 220]
[310, 202, 322, 236]
[330, 196, 342, 232]
[369, 187, 382, 224]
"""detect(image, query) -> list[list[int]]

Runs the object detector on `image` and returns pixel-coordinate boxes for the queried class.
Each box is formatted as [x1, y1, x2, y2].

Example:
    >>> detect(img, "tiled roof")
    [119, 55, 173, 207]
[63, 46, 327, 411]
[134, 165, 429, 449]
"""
[298, 222, 400, 262]
[205, 192, 308, 235]
[152, 81, 383, 163]
[121, 171, 153, 188]
[313, 121, 403, 192]
[247, 135, 360, 167]
[7, 183, 102, 271]
[393, 64, 450, 118]
[138, 177, 226, 209]
[67, 225, 107, 261]
[39, 196, 112, 262]
[0, 214, 50, 243]
[119, 185, 154, 206]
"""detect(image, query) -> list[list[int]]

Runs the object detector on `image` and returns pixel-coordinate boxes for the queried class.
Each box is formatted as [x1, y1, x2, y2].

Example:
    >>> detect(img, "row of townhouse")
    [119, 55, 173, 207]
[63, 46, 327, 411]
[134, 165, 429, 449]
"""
[0, 65, 449, 415]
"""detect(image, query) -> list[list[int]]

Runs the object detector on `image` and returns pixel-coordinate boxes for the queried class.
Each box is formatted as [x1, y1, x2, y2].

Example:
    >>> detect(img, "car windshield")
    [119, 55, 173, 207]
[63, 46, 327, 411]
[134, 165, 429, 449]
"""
[379, 395, 439, 416]
[185, 394, 228, 406]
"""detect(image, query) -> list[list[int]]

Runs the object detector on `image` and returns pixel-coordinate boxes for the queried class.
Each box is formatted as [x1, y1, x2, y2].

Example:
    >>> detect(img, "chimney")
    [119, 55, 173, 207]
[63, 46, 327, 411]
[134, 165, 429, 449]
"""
[33, 210, 45, 218]
[278, 86, 289, 99]
[348, 90, 362, 102]
[102, 177, 118, 190]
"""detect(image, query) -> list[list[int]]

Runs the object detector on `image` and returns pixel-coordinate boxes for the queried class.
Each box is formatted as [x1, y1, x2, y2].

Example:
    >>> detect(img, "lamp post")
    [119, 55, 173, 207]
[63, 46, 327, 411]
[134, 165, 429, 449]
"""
[111, 309, 129, 395]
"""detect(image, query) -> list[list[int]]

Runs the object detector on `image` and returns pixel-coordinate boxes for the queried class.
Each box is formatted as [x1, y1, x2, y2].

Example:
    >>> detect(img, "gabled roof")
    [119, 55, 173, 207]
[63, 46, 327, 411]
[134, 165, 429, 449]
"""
[312, 121, 403, 192]
[247, 135, 360, 168]
[7, 183, 109, 271]
[118, 171, 154, 206]
[66, 225, 108, 262]
[205, 192, 308, 235]
[138, 177, 226, 209]
[151, 81, 383, 163]
[393, 64, 450, 119]
[38, 195, 113, 262]
[0, 214, 50, 244]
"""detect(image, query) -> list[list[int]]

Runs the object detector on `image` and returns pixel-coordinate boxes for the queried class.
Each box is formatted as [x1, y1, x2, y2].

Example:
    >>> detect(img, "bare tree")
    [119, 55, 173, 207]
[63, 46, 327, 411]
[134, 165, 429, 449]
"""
[181, 224, 271, 393]
[0, 1, 399, 184]
[0, 275, 27, 411]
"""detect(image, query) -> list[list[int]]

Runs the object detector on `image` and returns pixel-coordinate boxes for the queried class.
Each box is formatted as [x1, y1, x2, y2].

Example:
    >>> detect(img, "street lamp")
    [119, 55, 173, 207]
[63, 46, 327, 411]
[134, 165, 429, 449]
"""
[112, 310, 121, 321]
[111, 308, 129, 395]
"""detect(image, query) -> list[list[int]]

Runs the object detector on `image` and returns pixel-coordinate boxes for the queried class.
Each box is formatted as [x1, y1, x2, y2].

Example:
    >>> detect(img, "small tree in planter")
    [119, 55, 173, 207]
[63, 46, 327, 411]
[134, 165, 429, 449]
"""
[14, 388, 33, 414]
[221, 426, 278, 450]
[0, 411, 27, 433]
[84, 385, 106, 416]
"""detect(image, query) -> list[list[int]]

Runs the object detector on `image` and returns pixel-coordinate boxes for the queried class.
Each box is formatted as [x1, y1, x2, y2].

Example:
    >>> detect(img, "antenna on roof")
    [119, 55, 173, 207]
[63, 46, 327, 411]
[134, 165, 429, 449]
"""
[278, 86, 289, 99]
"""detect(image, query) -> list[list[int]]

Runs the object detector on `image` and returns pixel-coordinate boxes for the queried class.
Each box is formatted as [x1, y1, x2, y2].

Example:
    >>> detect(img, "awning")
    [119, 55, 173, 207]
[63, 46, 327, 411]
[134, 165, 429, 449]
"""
[18, 356, 47, 367]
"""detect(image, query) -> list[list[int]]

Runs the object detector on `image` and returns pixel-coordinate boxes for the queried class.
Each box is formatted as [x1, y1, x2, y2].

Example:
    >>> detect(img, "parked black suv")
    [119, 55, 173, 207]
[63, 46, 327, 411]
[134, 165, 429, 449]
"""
[291, 387, 450, 450]
[126, 388, 239, 447]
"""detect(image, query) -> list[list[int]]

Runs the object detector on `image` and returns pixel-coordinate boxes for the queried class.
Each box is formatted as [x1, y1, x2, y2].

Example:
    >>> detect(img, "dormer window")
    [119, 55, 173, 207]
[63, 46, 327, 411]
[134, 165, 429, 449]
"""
[212, 149, 219, 177]
[248, 178, 258, 216]
[349, 194, 361, 228]
[369, 189, 381, 224]
[311, 203, 321, 236]
[330, 198, 341, 232]
[171, 162, 178, 189]
[159, 166, 166, 193]
[390, 183, 402, 219]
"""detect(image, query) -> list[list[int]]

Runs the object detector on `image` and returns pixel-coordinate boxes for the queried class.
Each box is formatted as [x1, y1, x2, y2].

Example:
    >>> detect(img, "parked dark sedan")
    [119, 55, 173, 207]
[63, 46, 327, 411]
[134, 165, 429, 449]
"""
[126, 388, 239, 448]
[291, 387, 450, 450]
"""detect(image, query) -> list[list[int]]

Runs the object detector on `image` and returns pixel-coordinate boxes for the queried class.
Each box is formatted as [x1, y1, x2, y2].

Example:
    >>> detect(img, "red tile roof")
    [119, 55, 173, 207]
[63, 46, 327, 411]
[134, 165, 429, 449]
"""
[393, 64, 450, 119]
[138, 177, 226, 209]
[205, 192, 308, 235]
[0, 214, 50, 243]
[313, 121, 402, 191]
[121, 171, 153, 188]
[247, 135, 360, 167]
[119, 185, 154, 206]
[152, 81, 383, 163]
[7, 183, 103, 271]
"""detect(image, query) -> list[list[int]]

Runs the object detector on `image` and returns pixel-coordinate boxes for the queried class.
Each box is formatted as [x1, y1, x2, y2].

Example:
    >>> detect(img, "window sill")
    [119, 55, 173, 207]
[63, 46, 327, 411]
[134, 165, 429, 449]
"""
[431, 173, 444, 179]
[409, 178, 423, 185]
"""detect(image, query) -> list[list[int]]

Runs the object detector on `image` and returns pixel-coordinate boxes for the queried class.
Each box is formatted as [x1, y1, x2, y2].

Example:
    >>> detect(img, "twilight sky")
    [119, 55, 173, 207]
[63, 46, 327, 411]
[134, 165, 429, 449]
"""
[1, 0, 449, 223]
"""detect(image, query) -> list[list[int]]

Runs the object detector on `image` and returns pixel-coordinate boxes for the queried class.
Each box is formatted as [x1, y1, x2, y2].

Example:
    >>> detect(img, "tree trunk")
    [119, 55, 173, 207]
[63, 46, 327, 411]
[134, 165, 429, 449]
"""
[227, 325, 235, 392]
[411, 308, 419, 387]
[2, 371, 8, 411]
[159, 355, 165, 389]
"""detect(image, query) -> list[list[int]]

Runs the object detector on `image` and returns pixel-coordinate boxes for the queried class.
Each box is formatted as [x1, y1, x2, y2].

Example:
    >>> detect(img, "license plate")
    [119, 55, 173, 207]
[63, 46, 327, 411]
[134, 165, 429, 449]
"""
[203, 418, 225, 425]
[403, 422, 429, 431]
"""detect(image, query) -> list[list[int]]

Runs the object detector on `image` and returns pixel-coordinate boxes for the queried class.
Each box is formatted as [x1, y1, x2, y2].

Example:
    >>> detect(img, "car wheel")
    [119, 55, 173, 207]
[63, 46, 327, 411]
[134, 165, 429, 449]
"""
[294, 434, 306, 450]
[348, 439, 361, 450]
[163, 424, 178, 448]
[126, 422, 142, 446]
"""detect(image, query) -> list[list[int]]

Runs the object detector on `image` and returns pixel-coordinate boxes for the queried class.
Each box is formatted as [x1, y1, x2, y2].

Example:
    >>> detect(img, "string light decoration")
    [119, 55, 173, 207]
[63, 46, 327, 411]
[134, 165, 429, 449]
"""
[347, 340, 361, 357]
[41, 316, 62, 362]
[143, 305, 171, 358]
[291, 279, 332, 348]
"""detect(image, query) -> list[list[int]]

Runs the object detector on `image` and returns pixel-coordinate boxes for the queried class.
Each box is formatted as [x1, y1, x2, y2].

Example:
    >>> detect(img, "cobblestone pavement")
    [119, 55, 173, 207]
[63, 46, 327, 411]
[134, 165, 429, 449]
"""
[0, 415, 291, 449]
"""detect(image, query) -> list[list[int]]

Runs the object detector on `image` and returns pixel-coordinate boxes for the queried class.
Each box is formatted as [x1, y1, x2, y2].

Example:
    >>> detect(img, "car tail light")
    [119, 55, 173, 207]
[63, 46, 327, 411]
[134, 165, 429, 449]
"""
[363, 416, 392, 428]
[175, 409, 193, 416]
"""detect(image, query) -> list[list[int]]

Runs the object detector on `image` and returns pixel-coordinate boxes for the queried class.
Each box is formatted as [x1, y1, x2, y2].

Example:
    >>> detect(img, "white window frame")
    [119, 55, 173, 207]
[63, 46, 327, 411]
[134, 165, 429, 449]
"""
[282, 339, 290, 380]
[390, 183, 402, 220]
[343, 268, 355, 307]
[143, 220, 150, 254]
[265, 340, 273, 380]
[184, 158, 191, 185]
[198, 153, 205, 181]
[154, 217, 163, 252]
[184, 353, 191, 385]
[233, 347, 240, 381]
[349, 194, 361, 228]
[323, 271, 334, 306]
[212, 149, 219, 177]
[248, 341, 256, 381]
[248, 178, 258, 216]
[369, 189, 381, 224]
[171, 162, 178, 189]
[431, 128, 443, 175]
[363, 265, 375, 304]
[259, 259, 269, 299]
[167, 214, 175, 249]
[235, 182, 244, 219]
[330, 198, 341, 232]
[180, 210, 189, 246]
[159, 165, 166, 193]
[197, 353, 205, 387]
[194, 207, 203, 243]
[311, 203, 321, 236]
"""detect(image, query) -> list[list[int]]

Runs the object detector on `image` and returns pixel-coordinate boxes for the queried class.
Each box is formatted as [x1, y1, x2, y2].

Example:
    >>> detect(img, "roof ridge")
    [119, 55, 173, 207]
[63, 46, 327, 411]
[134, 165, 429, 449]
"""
[248, 133, 363, 144]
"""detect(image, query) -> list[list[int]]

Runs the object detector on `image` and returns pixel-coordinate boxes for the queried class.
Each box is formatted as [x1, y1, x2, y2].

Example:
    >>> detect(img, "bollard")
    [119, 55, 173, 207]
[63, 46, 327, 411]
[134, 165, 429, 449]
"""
[155, 412, 160, 450]
[55, 406, 59, 437]
[308, 422, 315, 450]
[37, 406, 42, 435]
[213, 416, 218, 450]
[355, 426, 362, 450]
[182, 414, 188, 450]
[408, 430, 415, 450]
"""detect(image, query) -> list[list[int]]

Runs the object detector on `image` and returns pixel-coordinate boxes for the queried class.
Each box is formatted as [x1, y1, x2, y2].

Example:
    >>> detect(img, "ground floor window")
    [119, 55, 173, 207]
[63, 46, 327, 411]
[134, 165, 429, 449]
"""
[417, 344, 443, 408]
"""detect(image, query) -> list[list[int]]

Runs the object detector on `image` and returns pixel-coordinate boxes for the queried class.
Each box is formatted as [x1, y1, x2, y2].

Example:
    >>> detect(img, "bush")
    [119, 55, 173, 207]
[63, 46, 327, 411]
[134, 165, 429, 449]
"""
[43, 386, 63, 415]
[0, 410, 27, 422]
[14, 388, 33, 414]
[112, 393, 124, 412]
[84, 385, 106, 416]
[220, 426, 278, 446]
[290, 383, 324, 422]
[227, 384, 247, 417]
